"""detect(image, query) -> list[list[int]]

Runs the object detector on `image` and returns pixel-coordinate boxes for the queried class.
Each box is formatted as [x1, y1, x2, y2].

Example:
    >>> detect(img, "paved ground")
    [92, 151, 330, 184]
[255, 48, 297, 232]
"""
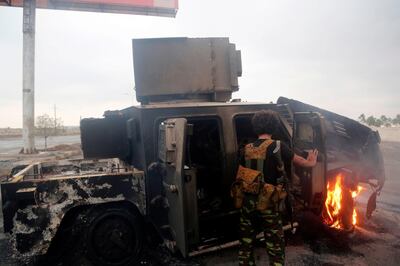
[1, 133, 399, 265]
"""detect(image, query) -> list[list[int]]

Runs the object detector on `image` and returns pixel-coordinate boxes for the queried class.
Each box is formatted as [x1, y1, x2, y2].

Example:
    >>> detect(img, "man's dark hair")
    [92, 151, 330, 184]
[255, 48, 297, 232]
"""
[251, 110, 280, 135]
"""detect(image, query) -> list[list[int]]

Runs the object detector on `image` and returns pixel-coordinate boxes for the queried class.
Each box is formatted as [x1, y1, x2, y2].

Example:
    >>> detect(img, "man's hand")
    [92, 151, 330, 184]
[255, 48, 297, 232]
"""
[306, 149, 319, 166]
[293, 149, 319, 168]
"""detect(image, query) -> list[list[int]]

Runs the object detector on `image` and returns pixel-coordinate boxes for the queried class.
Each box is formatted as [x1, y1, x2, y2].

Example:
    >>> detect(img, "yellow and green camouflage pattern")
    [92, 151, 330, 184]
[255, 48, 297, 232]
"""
[238, 195, 285, 266]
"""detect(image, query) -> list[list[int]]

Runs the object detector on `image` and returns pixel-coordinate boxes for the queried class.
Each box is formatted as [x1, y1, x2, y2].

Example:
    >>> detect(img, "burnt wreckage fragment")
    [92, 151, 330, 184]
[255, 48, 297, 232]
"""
[1, 37, 384, 265]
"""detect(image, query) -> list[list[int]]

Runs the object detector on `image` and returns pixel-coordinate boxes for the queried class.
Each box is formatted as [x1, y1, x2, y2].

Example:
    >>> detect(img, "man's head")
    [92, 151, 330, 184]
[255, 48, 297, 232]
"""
[251, 110, 280, 136]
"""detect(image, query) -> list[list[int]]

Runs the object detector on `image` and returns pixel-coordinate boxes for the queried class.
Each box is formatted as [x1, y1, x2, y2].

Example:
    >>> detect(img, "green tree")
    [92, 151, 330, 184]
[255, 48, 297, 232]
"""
[358, 113, 366, 123]
[365, 116, 374, 126]
[393, 114, 400, 125]
[380, 115, 392, 127]
[365, 116, 383, 127]
[375, 118, 383, 127]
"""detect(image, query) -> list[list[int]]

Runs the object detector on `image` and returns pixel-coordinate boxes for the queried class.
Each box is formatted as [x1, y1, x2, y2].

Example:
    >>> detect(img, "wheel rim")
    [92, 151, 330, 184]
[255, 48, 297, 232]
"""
[89, 213, 138, 265]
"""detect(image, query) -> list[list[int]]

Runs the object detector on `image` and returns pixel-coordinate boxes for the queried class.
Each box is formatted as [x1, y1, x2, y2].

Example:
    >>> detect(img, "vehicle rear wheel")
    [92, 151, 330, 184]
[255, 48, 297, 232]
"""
[86, 206, 144, 266]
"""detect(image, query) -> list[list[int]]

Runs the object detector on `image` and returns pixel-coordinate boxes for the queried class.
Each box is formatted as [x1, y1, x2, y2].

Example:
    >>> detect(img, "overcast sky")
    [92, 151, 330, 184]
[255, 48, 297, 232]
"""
[0, 0, 399, 127]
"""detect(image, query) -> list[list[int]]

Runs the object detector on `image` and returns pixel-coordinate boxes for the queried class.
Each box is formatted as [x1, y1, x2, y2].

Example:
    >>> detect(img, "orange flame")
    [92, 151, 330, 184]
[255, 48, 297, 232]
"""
[323, 174, 362, 229]
[351, 186, 362, 226]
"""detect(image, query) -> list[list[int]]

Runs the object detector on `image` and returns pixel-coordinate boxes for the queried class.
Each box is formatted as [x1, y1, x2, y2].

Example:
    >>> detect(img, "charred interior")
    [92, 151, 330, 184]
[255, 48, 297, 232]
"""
[183, 117, 237, 246]
[186, 118, 224, 213]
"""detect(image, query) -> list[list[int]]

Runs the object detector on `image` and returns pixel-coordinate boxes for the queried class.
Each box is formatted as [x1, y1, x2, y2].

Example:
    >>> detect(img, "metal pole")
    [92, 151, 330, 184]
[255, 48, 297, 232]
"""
[22, 0, 36, 153]
[54, 104, 57, 135]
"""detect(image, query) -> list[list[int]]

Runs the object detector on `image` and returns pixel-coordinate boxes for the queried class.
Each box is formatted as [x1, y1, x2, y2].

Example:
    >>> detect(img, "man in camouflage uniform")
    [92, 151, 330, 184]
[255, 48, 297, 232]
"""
[238, 110, 318, 266]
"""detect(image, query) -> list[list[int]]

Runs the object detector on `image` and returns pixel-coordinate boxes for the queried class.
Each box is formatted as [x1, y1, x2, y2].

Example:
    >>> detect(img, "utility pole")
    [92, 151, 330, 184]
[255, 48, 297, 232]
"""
[54, 104, 57, 135]
[22, 0, 36, 153]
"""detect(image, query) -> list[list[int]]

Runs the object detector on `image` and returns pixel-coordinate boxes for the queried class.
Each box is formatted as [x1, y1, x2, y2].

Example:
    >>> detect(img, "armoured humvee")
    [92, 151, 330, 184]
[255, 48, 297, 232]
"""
[1, 38, 384, 265]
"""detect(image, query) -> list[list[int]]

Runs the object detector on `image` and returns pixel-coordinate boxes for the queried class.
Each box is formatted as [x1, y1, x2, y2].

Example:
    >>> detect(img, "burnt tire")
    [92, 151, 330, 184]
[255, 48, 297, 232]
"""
[85, 206, 144, 266]
[42, 208, 87, 265]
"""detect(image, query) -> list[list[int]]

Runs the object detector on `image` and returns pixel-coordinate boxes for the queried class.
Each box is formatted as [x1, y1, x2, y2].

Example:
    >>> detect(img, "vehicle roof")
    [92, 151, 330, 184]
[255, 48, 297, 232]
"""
[131, 101, 274, 109]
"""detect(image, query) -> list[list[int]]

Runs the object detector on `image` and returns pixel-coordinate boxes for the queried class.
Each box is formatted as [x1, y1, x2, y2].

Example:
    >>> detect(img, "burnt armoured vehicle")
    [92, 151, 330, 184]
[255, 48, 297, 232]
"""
[1, 38, 385, 265]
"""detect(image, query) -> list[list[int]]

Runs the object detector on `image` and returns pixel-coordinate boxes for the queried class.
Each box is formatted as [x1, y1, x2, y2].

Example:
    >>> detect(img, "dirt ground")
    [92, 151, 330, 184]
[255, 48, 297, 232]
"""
[0, 129, 399, 266]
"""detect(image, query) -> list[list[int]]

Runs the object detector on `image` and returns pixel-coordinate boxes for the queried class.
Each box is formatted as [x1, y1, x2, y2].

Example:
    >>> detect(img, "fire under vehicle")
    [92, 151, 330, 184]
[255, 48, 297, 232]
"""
[0, 38, 385, 265]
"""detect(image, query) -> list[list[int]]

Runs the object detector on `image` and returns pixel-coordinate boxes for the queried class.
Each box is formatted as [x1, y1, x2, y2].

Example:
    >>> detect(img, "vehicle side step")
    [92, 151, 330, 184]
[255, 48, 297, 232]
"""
[189, 222, 299, 257]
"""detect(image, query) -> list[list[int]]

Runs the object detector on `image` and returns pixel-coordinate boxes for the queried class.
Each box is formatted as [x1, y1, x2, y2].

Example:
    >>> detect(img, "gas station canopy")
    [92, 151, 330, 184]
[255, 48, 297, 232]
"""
[0, 0, 178, 17]
[1, 0, 178, 153]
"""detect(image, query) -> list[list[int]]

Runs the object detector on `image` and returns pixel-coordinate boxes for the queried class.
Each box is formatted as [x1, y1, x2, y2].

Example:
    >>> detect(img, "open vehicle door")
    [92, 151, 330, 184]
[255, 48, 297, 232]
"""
[158, 118, 198, 257]
[293, 112, 327, 213]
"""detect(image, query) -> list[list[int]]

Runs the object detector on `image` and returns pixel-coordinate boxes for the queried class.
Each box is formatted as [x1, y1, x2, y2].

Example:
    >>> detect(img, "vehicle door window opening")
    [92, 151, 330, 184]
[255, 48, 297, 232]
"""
[184, 117, 225, 216]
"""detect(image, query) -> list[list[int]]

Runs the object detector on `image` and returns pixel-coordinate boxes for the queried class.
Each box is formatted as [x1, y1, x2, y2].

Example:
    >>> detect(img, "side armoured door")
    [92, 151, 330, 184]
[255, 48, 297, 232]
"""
[293, 112, 327, 213]
[158, 118, 198, 257]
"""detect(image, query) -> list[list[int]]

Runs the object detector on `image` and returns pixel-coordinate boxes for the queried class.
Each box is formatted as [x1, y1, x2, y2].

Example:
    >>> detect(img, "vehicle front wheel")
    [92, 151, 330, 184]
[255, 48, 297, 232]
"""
[85, 205, 144, 266]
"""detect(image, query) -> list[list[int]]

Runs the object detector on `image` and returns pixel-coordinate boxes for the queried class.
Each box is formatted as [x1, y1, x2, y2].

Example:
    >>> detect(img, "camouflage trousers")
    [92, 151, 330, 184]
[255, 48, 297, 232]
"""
[238, 194, 285, 266]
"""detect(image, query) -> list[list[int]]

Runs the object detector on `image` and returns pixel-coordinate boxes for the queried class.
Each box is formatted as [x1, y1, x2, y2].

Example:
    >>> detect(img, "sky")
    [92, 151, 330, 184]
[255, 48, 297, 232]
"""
[0, 0, 399, 127]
